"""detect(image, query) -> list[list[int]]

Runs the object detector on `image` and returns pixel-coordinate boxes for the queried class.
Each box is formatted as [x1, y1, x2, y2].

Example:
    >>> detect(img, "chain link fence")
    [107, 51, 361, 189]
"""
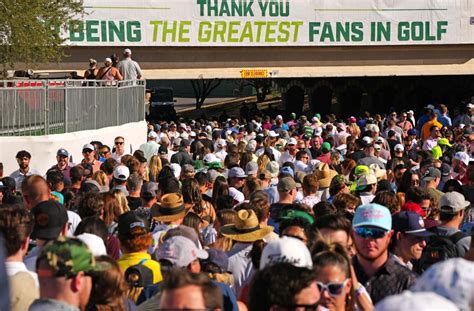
[0, 80, 145, 136]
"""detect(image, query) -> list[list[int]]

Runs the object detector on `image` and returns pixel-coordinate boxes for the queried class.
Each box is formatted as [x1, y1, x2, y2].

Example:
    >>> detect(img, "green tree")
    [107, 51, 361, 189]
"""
[0, 0, 84, 76]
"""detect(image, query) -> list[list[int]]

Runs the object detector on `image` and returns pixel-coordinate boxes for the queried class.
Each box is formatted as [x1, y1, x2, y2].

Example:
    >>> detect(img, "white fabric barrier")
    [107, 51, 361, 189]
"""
[1, 121, 147, 176]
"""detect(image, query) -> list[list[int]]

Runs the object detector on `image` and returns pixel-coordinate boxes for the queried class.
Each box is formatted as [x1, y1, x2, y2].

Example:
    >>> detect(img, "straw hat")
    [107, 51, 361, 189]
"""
[315, 163, 337, 188]
[151, 193, 187, 222]
[220, 210, 274, 242]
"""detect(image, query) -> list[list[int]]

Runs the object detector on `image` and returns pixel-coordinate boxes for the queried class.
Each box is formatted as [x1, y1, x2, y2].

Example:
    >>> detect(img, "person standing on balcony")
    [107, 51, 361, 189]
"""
[83, 59, 98, 79]
[117, 48, 142, 80]
[97, 58, 123, 81]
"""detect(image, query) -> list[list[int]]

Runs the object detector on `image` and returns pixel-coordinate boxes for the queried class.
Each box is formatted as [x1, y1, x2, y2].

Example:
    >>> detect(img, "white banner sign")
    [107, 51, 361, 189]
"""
[69, 0, 474, 46]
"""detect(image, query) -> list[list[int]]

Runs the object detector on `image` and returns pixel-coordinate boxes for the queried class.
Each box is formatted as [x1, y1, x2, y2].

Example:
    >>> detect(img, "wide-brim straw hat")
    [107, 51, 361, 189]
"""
[315, 163, 338, 188]
[151, 193, 187, 222]
[220, 209, 274, 242]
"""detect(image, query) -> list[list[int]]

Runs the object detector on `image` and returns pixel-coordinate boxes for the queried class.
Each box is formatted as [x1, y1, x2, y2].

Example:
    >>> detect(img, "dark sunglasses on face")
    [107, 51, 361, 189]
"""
[82, 149, 93, 154]
[354, 227, 388, 239]
[316, 280, 348, 296]
[115, 141, 124, 145]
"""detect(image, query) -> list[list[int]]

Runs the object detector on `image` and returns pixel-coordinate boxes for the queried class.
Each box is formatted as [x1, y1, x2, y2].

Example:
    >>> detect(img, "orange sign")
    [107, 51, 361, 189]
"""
[240, 69, 269, 79]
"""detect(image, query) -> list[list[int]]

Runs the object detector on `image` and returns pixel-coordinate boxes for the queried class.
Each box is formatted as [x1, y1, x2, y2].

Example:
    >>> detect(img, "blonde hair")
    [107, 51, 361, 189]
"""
[257, 154, 270, 173]
[149, 155, 162, 180]
[112, 189, 129, 214]
[92, 170, 108, 187]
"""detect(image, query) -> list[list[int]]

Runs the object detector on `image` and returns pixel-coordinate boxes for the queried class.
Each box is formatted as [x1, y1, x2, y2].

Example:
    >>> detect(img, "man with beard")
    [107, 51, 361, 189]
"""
[10, 150, 40, 192]
[46, 149, 73, 183]
[352, 203, 417, 304]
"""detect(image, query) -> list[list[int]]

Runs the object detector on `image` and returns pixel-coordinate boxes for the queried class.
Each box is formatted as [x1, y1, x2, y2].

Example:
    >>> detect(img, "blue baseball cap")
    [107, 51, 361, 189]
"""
[352, 203, 391, 231]
[279, 166, 294, 177]
[392, 211, 434, 237]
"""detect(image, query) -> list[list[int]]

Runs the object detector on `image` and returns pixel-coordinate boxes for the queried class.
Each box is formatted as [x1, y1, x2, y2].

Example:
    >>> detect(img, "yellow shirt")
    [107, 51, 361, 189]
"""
[117, 252, 163, 284]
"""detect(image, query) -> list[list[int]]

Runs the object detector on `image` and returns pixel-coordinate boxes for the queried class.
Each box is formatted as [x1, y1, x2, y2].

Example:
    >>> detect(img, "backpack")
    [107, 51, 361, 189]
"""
[417, 231, 465, 273]
[124, 259, 154, 302]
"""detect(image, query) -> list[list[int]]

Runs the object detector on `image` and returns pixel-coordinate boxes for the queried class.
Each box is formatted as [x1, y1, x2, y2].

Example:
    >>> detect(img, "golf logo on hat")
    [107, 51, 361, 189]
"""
[36, 213, 49, 226]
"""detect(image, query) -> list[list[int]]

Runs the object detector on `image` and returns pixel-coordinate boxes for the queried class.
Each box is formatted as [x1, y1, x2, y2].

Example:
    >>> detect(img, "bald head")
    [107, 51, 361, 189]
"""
[21, 175, 51, 209]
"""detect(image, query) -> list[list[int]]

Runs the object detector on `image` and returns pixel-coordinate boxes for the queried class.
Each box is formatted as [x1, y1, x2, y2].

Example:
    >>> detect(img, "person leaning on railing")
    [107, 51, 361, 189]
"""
[97, 58, 123, 82]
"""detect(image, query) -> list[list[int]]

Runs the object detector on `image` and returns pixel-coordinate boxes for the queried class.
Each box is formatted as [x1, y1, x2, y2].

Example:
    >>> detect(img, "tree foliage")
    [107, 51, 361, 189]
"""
[0, 0, 84, 75]
[190, 78, 222, 109]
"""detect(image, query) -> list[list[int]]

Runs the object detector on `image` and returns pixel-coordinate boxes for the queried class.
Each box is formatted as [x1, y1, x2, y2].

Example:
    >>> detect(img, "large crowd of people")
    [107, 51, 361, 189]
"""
[1, 101, 474, 310]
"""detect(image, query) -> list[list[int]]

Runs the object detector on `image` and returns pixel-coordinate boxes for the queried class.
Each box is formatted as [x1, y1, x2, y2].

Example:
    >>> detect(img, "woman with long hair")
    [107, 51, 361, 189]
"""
[148, 155, 162, 182]
[397, 170, 420, 194]
[212, 176, 229, 209]
[312, 239, 373, 311]
[101, 192, 123, 234]
[257, 153, 271, 173]
[182, 178, 216, 228]
[111, 189, 130, 215]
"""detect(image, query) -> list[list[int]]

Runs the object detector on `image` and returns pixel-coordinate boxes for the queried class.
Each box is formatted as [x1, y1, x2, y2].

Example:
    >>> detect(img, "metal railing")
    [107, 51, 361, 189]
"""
[0, 80, 145, 136]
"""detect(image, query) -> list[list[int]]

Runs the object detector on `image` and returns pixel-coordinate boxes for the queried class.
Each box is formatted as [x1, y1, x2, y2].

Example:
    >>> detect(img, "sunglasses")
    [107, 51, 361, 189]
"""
[115, 141, 124, 145]
[354, 227, 388, 239]
[317, 279, 349, 296]
[82, 149, 93, 154]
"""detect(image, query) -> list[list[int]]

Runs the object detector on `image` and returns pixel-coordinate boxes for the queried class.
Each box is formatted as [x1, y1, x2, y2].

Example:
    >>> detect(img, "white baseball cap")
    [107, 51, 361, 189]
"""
[76, 233, 107, 256]
[268, 130, 279, 138]
[288, 137, 297, 145]
[148, 131, 158, 139]
[217, 138, 227, 147]
[113, 165, 130, 181]
[123, 48, 132, 55]
[170, 163, 181, 178]
[394, 144, 404, 152]
[454, 151, 470, 166]
[157, 236, 208, 268]
[260, 236, 313, 270]
[203, 153, 218, 164]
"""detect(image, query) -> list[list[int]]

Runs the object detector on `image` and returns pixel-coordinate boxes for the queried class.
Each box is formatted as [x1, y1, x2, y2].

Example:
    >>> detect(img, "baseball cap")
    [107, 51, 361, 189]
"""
[245, 161, 258, 175]
[163, 225, 201, 247]
[158, 145, 168, 155]
[203, 153, 218, 164]
[288, 137, 297, 145]
[407, 128, 417, 136]
[31, 200, 68, 240]
[113, 165, 130, 181]
[217, 138, 226, 147]
[425, 104, 435, 110]
[268, 130, 279, 138]
[375, 292, 458, 311]
[391, 211, 433, 237]
[37, 237, 107, 278]
[356, 174, 377, 190]
[117, 211, 147, 239]
[123, 48, 132, 55]
[422, 167, 441, 181]
[438, 138, 452, 147]
[266, 161, 279, 178]
[104, 57, 112, 63]
[454, 151, 470, 166]
[260, 236, 313, 270]
[228, 167, 247, 178]
[353, 203, 391, 231]
[82, 143, 95, 152]
[57, 148, 69, 157]
[354, 165, 370, 176]
[410, 258, 474, 311]
[279, 209, 314, 225]
[277, 177, 296, 192]
[157, 236, 208, 267]
[76, 233, 107, 256]
[280, 166, 294, 177]
[201, 248, 229, 273]
[362, 136, 373, 145]
[394, 144, 404, 152]
[148, 131, 158, 140]
[141, 182, 158, 199]
[439, 191, 470, 214]
[321, 142, 331, 152]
